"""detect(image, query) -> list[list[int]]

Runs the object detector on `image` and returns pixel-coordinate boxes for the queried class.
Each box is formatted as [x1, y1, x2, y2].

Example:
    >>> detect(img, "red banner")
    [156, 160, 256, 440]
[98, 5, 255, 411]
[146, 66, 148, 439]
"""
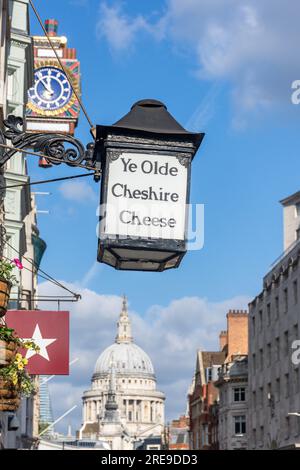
[5, 310, 69, 375]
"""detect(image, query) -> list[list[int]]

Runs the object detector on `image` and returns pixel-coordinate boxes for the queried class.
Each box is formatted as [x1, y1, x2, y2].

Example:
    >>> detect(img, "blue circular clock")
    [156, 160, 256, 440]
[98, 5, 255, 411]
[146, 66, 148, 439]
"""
[28, 66, 72, 111]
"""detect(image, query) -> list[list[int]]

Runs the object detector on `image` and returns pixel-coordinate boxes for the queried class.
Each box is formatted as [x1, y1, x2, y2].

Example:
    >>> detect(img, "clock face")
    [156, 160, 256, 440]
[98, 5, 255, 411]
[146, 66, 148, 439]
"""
[28, 66, 72, 111]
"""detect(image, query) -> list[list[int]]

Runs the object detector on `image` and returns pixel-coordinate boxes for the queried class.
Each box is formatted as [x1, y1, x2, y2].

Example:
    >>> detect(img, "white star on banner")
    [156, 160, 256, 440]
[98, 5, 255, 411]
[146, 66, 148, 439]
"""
[24, 324, 57, 361]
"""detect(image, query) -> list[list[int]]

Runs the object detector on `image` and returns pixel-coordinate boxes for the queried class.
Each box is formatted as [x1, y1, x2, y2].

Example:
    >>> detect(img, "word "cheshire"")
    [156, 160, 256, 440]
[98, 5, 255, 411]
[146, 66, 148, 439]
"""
[111, 184, 179, 202]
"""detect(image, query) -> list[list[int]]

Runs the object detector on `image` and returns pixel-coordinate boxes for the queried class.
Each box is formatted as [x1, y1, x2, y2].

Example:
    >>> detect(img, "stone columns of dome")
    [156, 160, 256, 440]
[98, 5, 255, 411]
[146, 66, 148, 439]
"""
[157, 401, 161, 422]
[133, 400, 137, 422]
[140, 400, 144, 422]
[125, 399, 128, 420]
[90, 401, 93, 420]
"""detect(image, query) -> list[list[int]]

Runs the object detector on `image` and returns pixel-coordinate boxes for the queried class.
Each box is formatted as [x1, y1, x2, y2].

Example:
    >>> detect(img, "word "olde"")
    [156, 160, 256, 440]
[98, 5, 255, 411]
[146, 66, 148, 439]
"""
[121, 157, 179, 177]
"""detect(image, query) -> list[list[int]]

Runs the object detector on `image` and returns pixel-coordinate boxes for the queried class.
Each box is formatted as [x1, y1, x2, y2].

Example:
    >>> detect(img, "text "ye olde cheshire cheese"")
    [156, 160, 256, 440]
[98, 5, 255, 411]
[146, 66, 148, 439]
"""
[110, 156, 184, 230]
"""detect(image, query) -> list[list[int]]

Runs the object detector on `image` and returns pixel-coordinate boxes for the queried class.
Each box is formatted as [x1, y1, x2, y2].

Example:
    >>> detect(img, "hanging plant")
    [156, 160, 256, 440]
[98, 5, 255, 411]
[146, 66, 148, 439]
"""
[0, 258, 23, 316]
[0, 322, 39, 412]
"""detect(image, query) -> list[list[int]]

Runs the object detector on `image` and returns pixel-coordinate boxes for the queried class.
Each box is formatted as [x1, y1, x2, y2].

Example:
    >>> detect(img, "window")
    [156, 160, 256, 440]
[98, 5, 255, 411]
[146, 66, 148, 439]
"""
[234, 387, 246, 402]
[276, 377, 280, 401]
[7, 67, 18, 102]
[234, 415, 246, 435]
[286, 416, 290, 439]
[295, 202, 300, 217]
[260, 426, 264, 446]
[285, 373, 290, 398]
[206, 367, 213, 382]
[128, 411, 132, 421]
[259, 310, 263, 330]
[275, 296, 279, 318]
[267, 343, 271, 366]
[284, 288, 288, 313]
[252, 353, 256, 372]
[267, 303, 271, 325]
[252, 429, 256, 447]
[284, 331, 289, 356]
[259, 386, 264, 407]
[259, 348, 264, 370]
[201, 424, 209, 446]
[252, 315, 255, 332]
[267, 382, 271, 401]
[275, 337, 280, 361]
[293, 280, 298, 305]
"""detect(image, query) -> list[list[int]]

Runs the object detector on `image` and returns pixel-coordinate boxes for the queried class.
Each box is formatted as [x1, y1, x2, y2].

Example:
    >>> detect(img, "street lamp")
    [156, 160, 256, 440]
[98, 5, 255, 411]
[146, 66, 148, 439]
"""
[0, 99, 205, 272]
[95, 99, 204, 271]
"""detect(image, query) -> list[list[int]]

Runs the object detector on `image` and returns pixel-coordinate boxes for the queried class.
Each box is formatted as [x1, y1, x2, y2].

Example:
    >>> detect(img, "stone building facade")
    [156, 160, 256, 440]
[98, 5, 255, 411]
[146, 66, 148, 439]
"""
[0, 0, 9, 243]
[3, 0, 35, 307]
[216, 355, 248, 450]
[0, 0, 43, 449]
[248, 191, 300, 449]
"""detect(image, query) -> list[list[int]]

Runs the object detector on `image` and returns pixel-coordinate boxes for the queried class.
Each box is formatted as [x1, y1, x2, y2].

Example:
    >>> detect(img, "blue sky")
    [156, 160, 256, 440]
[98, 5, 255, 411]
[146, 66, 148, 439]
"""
[26, 0, 300, 431]
[29, 0, 300, 310]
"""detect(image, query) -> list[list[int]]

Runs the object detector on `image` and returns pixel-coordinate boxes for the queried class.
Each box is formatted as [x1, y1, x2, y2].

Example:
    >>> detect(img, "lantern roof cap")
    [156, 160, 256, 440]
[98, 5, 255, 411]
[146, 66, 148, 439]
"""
[96, 98, 205, 149]
[114, 98, 194, 135]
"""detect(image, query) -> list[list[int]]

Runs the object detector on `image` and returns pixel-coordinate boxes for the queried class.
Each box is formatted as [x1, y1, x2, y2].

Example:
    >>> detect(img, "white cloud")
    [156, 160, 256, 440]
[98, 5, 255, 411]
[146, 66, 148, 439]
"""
[59, 179, 97, 203]
[38, 280, 250, 432]
[96, 3, 150, 53]
[96, 0, 300, 120]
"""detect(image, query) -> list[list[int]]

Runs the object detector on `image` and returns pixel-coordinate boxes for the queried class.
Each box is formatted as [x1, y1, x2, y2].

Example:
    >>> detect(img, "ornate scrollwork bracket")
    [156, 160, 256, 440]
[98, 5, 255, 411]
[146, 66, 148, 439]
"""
[0, 115, 101, 182]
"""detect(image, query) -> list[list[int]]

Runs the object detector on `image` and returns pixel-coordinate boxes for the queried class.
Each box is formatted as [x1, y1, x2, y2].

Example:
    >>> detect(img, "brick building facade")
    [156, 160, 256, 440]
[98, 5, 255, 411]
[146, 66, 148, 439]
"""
[188, 310, 248, 450]
[168, 415, 190, 450]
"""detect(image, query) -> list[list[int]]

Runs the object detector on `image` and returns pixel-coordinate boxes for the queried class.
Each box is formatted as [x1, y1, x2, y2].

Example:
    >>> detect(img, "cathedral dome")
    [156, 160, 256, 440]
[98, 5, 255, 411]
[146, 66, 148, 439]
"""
[93, 296, 155, 379]
[80, 296, 165, 446]
[94, 342, 155, 378]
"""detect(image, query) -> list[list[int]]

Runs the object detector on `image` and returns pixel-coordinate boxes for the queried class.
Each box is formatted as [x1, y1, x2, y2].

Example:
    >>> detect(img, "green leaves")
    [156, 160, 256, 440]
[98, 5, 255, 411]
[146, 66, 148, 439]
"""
[0, 325, 39, 397]
[0, 325, 17, 343]
[0, 259, 20, 285]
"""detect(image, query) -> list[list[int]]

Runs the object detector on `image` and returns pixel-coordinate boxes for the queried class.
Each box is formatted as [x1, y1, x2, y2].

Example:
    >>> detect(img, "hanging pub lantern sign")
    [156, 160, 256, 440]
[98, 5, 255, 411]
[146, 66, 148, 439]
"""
[95, 99, 205, 272]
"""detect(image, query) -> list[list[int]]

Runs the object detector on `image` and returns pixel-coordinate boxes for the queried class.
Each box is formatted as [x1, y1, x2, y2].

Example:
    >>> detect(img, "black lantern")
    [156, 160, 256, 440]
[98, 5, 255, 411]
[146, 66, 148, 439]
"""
[95, 99, 204, 272]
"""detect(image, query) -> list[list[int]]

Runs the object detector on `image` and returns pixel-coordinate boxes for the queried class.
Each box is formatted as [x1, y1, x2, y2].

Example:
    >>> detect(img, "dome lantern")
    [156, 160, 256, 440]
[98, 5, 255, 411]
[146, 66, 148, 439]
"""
[115, 295, 133, 344]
